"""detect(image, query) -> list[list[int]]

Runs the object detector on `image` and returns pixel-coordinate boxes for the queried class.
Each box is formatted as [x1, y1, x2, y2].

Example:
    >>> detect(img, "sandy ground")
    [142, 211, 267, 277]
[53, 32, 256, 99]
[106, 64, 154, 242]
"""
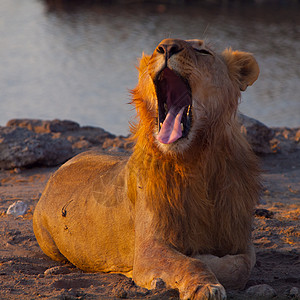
[0, 150, 299, 299]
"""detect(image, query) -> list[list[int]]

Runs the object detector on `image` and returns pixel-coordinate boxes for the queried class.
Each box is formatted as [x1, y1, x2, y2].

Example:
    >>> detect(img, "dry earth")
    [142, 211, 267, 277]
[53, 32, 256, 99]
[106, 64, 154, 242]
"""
[0, 146, 299, 299]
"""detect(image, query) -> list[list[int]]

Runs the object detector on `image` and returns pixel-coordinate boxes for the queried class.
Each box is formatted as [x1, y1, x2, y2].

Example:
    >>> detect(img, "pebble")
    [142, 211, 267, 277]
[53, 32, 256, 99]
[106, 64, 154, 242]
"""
[246, 284, 277, 298]
[6, 201, 28, 217]
[44, 266, 71, 276]
[254, 208, 274, 218]
[290, 287, 299, 297]
[13, 168, 21, 174]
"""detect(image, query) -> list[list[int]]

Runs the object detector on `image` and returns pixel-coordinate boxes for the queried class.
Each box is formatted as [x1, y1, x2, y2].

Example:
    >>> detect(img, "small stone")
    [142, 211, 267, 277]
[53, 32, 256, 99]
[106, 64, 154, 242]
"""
[290, 287, 299, 297]
[44, 266, 70, 276]
[6, 201, 28, 216]
[13, 168, 21, 174]
[246, 284, 277, 298]
[254, 208, 274, 218]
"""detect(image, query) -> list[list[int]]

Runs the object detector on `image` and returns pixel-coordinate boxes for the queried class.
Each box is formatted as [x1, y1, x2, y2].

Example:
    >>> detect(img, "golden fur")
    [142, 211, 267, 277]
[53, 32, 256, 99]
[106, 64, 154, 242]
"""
[33, 39, 260, 300]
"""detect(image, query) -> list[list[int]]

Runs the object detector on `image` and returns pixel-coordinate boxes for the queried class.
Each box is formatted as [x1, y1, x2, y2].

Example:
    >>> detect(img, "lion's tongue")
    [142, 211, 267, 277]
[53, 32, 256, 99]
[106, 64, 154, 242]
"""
[157, 106, 185, 144]
[156, 68, 191, 144]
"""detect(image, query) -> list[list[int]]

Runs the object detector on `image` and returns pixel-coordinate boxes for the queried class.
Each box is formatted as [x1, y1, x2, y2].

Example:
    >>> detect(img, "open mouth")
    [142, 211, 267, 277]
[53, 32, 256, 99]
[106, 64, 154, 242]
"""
[154, 68, 192, 144]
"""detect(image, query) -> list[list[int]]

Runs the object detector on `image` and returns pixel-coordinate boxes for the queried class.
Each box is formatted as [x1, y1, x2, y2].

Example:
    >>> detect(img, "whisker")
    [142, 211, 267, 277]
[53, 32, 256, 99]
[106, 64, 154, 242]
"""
[202, 24, 210, 40]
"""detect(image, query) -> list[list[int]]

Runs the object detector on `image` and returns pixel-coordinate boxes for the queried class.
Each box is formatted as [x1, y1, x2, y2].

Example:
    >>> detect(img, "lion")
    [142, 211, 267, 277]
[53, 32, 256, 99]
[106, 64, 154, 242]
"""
[33, 38, 261, 300]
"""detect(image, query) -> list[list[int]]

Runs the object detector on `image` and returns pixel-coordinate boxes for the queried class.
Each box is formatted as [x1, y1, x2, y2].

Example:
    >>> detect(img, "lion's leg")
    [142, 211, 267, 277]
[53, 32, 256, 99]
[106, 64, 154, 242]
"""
[132, 199, 226, 300]
[33, 208, 68, 263]
[194, 244, 255, 290]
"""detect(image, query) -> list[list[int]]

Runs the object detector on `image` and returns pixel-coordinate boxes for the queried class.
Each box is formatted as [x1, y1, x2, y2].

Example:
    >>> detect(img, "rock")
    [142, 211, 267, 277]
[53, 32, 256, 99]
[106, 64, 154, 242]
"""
[7, 119, 80, 133]
[6, 119, 115, 145]
[71, 140, 92, 150]
[0, 126, 73, 169]
[102, 136, 133, 151]
[6, 201, 28, 216]
[0, 119, 123, 169]
[246, 284, 277, 298]
[1, 116, 298, 170]
[64, 126, 116, 152]
[239, 114, 274, 154]
[269, 127, 300, 154]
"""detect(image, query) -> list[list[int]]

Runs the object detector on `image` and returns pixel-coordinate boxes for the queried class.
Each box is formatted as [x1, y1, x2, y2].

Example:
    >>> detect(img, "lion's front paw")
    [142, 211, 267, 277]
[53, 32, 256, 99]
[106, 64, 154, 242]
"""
[192, 284, 226, 300]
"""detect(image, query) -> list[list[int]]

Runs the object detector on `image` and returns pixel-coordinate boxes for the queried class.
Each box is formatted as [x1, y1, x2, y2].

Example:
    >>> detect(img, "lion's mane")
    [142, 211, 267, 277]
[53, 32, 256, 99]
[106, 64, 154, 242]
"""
[128, 52, 261, 257]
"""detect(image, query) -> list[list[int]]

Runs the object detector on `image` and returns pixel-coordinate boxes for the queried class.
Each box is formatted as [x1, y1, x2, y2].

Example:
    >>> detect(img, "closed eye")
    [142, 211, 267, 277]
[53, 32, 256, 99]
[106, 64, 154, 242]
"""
[194, 48, 212, 55]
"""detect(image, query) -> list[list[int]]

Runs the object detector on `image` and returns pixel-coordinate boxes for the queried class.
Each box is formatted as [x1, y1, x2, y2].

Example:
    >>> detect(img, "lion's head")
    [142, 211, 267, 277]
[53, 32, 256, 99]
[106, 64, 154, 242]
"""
[132, 38, 259, 154]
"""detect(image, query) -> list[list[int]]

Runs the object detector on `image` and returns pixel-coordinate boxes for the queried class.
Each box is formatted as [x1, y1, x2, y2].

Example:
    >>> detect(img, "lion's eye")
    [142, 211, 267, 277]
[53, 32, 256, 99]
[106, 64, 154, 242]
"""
[194, 48, 212, 55]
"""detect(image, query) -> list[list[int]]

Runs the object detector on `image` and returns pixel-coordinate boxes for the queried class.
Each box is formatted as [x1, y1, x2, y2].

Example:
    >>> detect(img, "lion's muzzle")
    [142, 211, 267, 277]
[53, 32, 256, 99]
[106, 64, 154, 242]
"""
[152, 39, 194, 145]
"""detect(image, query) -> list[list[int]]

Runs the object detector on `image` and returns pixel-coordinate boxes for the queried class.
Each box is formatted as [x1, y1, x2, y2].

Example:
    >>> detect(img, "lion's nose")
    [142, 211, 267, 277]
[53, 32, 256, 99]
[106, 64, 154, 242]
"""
[156, 42, 183, 59]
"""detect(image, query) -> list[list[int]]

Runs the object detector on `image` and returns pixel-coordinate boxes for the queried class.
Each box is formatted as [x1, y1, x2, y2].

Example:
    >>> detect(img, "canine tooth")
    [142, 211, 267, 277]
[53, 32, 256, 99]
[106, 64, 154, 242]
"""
[164, 103, 168, 111]
[181, 123, 184, 131]
[160, 122, 163, 127]
[187, 105, 191, 116]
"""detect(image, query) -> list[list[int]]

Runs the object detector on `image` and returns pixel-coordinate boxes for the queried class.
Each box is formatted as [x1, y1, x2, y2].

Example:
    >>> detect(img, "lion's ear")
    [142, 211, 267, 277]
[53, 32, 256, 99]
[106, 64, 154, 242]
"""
[222, 49, 259, 91]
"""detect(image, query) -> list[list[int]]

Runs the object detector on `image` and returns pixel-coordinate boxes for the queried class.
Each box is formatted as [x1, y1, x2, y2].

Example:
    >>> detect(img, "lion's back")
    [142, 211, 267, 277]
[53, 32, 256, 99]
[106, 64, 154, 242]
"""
[35, 150, 130, 216]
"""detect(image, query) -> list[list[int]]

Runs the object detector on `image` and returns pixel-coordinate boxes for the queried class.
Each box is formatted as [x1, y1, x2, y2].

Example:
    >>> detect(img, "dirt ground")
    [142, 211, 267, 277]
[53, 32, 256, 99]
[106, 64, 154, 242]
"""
[0, 150, 299, 299]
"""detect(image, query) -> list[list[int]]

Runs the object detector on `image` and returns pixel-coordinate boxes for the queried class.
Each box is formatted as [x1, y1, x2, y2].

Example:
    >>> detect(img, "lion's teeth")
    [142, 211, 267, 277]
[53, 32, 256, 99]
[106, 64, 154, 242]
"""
[160, 122, 163, 128]
[187, 105, 192, 116]
[164, 103, 168, 111]
[181, 123, 184, 132]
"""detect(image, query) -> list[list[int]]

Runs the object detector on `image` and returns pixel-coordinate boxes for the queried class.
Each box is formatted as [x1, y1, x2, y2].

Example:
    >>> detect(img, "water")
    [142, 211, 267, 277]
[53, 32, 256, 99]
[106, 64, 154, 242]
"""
[1, 1, 299, 136]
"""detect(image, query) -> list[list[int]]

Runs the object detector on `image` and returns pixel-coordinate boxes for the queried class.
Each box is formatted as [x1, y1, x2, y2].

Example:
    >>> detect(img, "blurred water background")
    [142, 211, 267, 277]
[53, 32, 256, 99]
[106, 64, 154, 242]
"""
[0, 0, 299, 136]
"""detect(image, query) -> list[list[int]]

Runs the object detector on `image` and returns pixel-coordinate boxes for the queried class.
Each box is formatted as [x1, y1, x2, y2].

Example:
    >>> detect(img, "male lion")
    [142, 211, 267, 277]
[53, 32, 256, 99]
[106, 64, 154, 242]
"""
[33, 39, 261, 300]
